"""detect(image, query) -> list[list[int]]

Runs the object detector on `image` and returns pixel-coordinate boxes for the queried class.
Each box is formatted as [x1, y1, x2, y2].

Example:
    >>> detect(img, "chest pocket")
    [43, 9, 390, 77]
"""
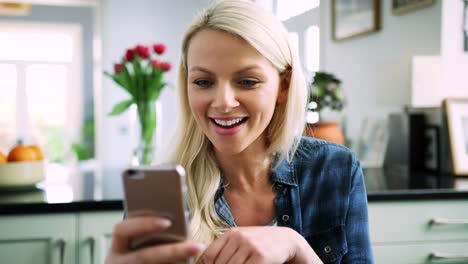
[305, 225, 348, 263]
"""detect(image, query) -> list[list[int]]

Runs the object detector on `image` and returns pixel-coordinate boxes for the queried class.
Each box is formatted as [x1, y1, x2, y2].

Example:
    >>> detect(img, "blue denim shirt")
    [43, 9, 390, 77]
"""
[214, 137, 374, 263]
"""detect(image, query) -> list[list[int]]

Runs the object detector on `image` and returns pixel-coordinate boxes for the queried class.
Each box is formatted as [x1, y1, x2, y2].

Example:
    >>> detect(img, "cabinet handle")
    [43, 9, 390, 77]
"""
[56, 239, 66, 264]
[430, 218, 468, 225]
[430, 252, 468, 260]
[85, 237, 96, 264]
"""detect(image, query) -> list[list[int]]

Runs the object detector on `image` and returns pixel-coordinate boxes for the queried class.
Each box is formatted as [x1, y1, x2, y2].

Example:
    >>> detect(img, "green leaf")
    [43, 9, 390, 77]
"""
[150, 82, 167, 101]
[104, 71, 130, 92]
[108, 99, 134, 116]
[332, 89, 343, 100]
[148, 72, 164, 100]
[132, 58, 143, 101]
[149, 71, 163, 88]
[143, 60, 153, 88]
[313, 85, 326, 97]
[71, 143, 91, 161]
[121, 63, 136, 97]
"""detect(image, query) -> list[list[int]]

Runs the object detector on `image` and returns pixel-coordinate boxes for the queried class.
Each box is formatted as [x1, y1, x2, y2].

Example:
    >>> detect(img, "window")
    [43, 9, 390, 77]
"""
[306, 25, 320, 72]
[0, 31, 73, 61]
[0, 64, 17, 151]
[27, 64, 69, 162]
[276, 0, 320, 21]
[0, 22, 82, 162]
[288, 32, 299, 57]
[274, 0, 320, 74]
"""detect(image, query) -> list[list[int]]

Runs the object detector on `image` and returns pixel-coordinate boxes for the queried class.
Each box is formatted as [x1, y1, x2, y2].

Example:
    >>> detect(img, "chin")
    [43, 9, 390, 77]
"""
[210, 139, 248, 156]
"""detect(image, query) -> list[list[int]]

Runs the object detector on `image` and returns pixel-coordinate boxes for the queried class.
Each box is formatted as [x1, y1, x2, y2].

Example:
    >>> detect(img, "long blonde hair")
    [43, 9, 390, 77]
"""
[169, 0, 308, 245]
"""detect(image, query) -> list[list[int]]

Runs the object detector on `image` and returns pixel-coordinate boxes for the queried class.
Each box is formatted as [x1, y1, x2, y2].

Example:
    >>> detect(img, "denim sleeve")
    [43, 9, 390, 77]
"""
[342, 159, 374, 263]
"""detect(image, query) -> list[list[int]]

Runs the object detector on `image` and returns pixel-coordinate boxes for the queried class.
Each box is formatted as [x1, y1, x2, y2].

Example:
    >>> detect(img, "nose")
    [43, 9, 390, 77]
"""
[211, 82, 240, 112]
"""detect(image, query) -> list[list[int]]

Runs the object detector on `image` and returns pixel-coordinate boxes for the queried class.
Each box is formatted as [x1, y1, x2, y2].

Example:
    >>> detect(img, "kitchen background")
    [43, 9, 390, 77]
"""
[2, 0, 467, 194]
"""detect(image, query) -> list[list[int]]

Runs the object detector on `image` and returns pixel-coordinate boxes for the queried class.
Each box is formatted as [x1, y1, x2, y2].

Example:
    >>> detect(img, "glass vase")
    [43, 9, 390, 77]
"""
[131, 100, 157, 165]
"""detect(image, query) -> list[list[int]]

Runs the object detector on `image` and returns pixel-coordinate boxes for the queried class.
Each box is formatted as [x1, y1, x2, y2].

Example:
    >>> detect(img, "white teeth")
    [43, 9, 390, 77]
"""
[213, 117, 244, 127]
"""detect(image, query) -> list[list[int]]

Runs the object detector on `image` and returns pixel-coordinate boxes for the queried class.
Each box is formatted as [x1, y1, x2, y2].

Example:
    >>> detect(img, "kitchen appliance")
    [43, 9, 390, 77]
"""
[384, 110, 444, 189]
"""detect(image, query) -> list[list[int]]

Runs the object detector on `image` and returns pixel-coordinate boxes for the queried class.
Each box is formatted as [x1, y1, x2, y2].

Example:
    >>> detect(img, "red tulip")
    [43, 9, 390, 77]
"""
[125, 48, 135, 62]
[159, 61, 171, 72]
[114, 63, 123, 74]
[135, 44, 150, 59]
[153, 43, 166, 55]
[151, 59, 159, 68]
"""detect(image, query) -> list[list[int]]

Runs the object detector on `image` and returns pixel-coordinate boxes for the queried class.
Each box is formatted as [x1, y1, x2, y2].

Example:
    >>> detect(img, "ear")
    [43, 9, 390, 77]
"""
[277, 70, 290, 104]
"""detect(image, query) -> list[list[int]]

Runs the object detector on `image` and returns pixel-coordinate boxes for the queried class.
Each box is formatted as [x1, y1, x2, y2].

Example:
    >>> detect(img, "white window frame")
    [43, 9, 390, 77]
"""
[264, 0, 321, 73]
[0, 21, 83, 152]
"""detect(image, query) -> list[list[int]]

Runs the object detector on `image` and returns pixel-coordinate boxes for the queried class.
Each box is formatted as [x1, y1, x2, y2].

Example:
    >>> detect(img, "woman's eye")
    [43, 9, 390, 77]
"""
[193, 79, 213, 88]
[238, 79, 259, 87]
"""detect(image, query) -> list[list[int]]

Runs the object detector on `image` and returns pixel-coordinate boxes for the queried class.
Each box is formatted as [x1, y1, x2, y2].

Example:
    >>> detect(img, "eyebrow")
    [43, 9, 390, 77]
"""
[189, 66, 213, 74]
[189, 65, 263, 75]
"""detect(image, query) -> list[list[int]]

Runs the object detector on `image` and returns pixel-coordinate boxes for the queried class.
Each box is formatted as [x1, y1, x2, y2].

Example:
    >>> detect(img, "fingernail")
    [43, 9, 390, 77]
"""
[156, 219, 171, 228]
[187, 243, 206, 256]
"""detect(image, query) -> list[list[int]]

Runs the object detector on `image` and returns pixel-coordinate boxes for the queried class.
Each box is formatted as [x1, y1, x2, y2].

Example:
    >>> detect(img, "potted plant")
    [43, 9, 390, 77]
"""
[305, 71, 346, 145]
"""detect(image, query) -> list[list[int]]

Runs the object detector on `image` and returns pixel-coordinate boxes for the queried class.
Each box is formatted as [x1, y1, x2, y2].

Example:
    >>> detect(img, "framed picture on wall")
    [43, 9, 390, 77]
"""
[464, 0, 468, 52]
[444, 98, 468, 176]
[392, 0, 434, 15]
[331, 0, 381, 41]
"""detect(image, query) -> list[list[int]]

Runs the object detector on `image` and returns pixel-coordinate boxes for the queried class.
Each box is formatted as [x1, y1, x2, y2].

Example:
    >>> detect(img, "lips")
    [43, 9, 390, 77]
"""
[212, 117, 248, 127]
[209, 117, 248, 135]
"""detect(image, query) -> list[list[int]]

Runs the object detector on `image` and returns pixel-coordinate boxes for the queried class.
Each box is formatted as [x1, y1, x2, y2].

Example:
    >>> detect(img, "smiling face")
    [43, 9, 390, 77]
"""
[186, 29, 287, 156]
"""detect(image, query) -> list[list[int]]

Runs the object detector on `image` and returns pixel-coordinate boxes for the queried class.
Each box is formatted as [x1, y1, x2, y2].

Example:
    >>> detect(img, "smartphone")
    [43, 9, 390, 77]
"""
[122, 164, 189, 250]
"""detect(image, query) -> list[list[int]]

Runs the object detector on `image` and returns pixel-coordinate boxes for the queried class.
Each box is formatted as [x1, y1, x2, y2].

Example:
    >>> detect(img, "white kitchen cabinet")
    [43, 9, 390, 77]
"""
[373, 241, 468, 264]
[0, 211, 122, 264]
[2, 199, 468, 264]
[77, 211, 122, 264]
[369, 200, 468, 264]
[0, 214, 75, 264]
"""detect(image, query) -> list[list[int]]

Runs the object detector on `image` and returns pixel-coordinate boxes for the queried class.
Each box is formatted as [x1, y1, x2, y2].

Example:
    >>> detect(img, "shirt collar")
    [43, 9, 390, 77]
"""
[215, 154, 298, 197]
[213, 155, 297, 226]
[270, 155, 297, 186]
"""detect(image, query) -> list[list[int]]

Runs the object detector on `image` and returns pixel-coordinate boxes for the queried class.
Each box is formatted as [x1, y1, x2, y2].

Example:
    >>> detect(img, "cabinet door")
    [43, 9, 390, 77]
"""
[0, 214, 75, 264]
[77, 211, 122, 264]
[374, 241, 468, 264]
[369, 200, 468, 243]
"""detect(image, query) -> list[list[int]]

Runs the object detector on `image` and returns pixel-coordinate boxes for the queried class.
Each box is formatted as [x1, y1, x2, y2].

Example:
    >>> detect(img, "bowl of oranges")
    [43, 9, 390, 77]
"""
[0, 144, 46, 190]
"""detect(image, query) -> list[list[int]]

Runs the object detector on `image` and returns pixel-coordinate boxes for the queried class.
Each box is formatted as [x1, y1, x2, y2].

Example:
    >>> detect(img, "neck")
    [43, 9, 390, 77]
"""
[215, 138, 272, 193]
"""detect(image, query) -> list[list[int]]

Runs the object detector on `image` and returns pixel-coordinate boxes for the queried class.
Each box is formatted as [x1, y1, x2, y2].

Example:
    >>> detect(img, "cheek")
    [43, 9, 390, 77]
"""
[187, 91, 208, 119]
[255, 88, 279, 114]
[243, 95, 276, 123]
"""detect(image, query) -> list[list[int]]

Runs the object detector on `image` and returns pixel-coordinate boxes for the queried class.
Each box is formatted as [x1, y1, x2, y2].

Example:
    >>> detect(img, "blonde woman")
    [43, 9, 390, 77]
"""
[106, 0, 373, 263]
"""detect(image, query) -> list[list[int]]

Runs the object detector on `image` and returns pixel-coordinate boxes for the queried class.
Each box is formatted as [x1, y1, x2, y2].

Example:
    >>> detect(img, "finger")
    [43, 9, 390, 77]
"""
[111, 217, 171, 253]
[214, 236, 239, 264]
[245, 255, 266, 264]
[202, 229, 233, 263]
[227, 245, 250, 264]
[124, 241, 206, 263]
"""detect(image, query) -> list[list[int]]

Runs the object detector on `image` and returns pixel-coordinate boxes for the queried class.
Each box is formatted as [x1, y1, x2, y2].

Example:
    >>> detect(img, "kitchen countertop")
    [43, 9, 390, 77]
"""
[0, 167, 467, 215]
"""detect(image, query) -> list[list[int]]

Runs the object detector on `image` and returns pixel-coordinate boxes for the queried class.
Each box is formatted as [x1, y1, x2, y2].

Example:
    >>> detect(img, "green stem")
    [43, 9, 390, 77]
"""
[137, 100, 156, 165]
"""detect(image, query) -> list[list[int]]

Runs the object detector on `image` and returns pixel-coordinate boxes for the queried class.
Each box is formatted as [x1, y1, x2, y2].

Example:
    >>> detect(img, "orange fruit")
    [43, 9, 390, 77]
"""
[7, 145, 37, 162]
[28, 145, 45, 160]
[0, 151, 6, 163]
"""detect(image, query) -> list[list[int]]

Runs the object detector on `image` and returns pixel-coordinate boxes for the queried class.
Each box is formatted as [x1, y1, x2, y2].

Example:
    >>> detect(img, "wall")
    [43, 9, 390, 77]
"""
[99, 0, 210, 196]
[320, 0, 442, 146]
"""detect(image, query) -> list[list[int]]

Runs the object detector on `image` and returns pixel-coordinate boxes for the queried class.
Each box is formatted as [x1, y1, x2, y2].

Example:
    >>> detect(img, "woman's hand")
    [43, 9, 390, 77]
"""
[201, 226, 322, 264]
[105, 217, 205, 264]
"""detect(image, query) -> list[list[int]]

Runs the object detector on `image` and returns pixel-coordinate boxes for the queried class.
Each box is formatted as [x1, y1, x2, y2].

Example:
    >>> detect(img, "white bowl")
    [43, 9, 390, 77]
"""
[0, 161, 45, 189]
